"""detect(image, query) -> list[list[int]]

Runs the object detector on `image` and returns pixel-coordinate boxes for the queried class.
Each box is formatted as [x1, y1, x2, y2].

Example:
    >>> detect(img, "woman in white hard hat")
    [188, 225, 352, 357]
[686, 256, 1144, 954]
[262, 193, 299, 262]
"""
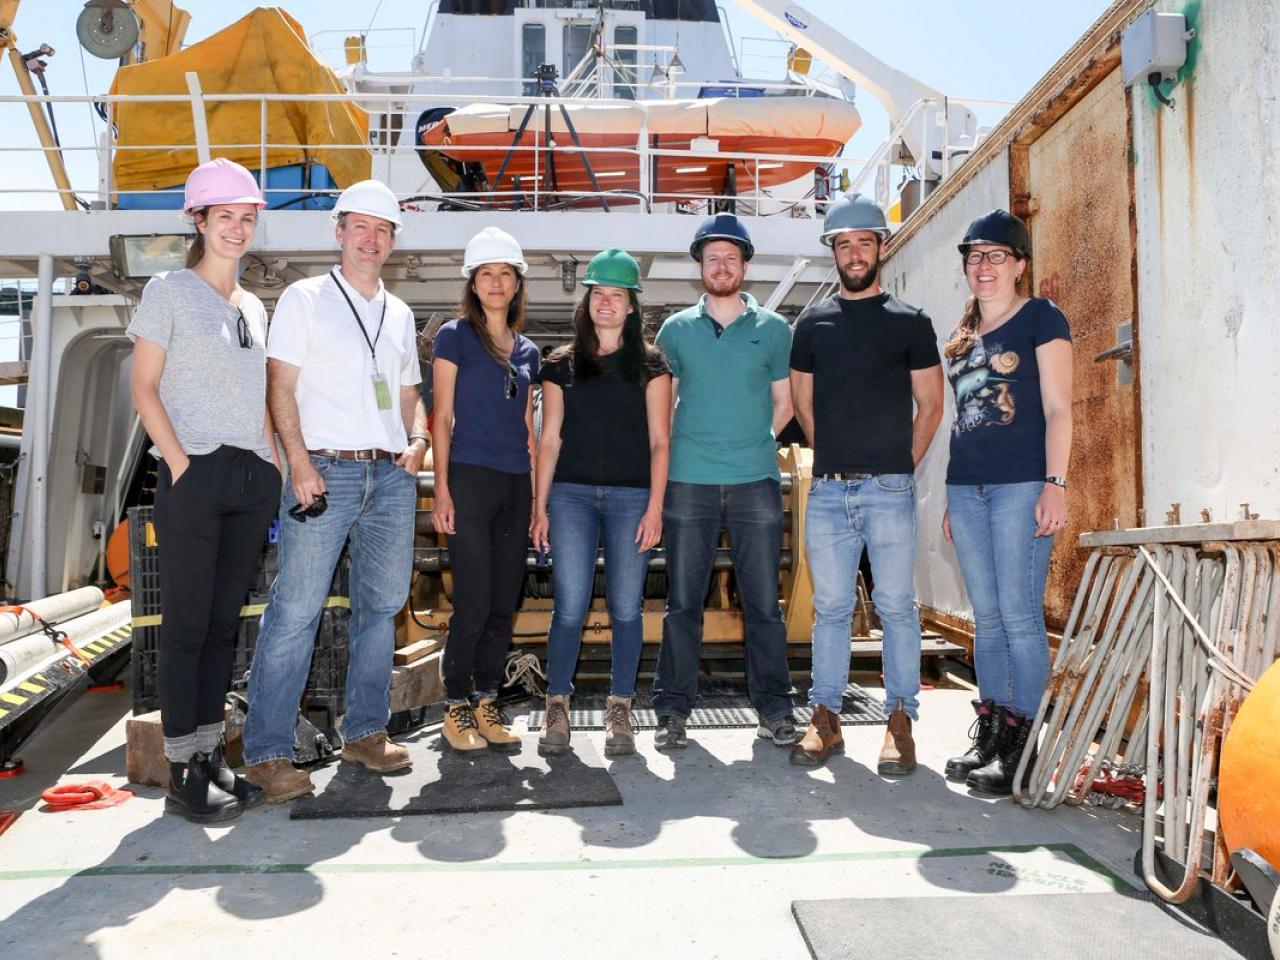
[431, 227, 540, 753]
[532, 248, 670, 759]
[941, 209, 1073, 797]
[127, 158, 281, 823]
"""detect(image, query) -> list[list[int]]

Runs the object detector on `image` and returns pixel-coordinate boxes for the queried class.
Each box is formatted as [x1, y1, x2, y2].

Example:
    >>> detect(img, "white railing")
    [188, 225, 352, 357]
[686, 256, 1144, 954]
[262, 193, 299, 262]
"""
[0, 87, 866, 217]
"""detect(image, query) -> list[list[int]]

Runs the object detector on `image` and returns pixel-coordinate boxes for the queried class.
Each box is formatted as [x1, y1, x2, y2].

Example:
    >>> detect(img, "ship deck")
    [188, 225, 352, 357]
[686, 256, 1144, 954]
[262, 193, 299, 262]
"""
[0, 677, 1240, 960]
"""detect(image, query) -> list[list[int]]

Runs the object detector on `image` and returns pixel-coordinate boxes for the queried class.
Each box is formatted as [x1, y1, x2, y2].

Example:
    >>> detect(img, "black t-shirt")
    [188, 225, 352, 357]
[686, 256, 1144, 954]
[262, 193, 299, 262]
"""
[790, 293, 940, 474]
[541, 349, 672, 487]
[945, 297, 1071, 485]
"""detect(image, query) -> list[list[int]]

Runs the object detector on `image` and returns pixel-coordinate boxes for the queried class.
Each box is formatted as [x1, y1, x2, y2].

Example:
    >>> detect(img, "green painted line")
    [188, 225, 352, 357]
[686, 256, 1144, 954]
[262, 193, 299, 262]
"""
[0, 842, 1133, 890]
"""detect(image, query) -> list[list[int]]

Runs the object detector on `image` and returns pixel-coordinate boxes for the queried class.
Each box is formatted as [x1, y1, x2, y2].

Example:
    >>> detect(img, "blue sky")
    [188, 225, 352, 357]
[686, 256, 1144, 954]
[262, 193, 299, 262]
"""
[3, 1, 1112, 208]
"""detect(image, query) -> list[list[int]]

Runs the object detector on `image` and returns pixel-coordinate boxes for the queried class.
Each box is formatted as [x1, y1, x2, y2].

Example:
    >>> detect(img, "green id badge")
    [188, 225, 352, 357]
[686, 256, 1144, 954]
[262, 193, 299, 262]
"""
[372, 374, 392, 411]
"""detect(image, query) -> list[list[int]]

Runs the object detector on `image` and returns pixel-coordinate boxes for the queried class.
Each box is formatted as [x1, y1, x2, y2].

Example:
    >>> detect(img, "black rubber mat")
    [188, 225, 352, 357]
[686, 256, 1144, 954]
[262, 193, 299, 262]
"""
[290, 734, 621, 820]
[527, 684, 886, 731]
[791, 892, 1241, 960]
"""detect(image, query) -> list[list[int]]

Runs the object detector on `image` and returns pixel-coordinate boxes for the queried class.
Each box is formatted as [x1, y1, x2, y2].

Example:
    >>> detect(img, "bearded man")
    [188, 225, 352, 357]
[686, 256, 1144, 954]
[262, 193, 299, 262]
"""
[787, 193, 944, 775]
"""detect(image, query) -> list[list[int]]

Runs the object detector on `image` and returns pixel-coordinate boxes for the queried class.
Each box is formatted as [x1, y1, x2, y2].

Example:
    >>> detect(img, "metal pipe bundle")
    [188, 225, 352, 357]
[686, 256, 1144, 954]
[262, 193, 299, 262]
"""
[0, 586, 105, 647]
[0, 600, 130, 685]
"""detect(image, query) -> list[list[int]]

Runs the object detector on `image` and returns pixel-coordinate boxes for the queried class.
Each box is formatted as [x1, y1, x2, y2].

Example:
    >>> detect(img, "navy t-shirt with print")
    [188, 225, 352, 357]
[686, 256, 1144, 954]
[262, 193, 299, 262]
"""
[433, 319, 540, 474]
[945, 298, 1071, 485]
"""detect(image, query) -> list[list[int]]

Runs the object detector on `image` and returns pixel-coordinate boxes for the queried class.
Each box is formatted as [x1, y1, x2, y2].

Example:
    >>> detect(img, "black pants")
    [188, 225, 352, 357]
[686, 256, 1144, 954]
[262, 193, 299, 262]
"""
[443, 461, 531, 701]
[154, 445, 281, 743]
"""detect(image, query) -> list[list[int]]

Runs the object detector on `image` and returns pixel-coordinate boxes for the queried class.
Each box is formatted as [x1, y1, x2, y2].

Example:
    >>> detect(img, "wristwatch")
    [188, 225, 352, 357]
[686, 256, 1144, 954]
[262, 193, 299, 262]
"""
[408, 434, 429, 446]
[1045, 475, 1067, 489]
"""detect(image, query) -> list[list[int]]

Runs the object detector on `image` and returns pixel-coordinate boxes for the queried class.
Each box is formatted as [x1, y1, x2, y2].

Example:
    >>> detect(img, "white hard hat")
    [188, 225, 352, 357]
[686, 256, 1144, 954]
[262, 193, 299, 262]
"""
[462, 226, 527, 278]
[332, 179, 403, 231]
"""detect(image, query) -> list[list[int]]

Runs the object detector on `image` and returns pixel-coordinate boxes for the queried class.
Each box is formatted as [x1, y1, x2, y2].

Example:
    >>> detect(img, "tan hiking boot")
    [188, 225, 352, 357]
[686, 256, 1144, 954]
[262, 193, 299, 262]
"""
[341, 731, 412, 773]
[789, 704, 844, 767]
[475, 698, 521, 755]
[878, 701, 917, 775]
[243, 759, 313, 803]
[604, 695, 636, 757]
[442, 702, 487, 753]
[538, 694, 572, 757]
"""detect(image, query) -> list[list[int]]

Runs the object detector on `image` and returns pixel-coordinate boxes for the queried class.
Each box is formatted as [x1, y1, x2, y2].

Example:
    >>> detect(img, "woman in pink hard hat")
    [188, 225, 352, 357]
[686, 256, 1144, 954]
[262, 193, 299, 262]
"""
[127, 158, 282, 823]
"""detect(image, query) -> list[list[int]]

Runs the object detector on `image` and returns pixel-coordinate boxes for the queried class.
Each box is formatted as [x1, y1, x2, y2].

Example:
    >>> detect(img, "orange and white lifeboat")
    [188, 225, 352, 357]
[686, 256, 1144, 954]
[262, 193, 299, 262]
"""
[418, 96, 860, 203]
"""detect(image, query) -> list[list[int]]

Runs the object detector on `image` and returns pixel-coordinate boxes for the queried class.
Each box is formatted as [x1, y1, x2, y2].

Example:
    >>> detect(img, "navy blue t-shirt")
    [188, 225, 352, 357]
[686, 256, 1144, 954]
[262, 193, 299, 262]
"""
[433, 318, 540, 474]
[945, 298, 1071, 485]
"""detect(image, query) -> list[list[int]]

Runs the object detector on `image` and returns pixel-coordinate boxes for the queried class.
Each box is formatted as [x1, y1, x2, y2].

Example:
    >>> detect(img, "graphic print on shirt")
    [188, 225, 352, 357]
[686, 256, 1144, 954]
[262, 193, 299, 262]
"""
[950, 339, 1022, 435]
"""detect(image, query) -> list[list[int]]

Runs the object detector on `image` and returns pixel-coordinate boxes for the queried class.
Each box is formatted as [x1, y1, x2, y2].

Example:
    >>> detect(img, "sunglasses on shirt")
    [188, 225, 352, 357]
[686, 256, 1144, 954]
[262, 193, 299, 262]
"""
[236, 309, 254, 349]
[504, 362, 518, 400]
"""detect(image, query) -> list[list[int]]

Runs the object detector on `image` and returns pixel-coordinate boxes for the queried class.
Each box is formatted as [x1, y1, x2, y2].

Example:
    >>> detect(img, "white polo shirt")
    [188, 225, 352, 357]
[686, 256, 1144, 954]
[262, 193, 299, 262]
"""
[267, 267, 421, 451]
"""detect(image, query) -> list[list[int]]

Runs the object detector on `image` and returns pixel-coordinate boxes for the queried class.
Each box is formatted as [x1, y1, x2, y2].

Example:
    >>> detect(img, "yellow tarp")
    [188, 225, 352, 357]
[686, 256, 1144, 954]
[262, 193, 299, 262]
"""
[109, 7, 370, 192]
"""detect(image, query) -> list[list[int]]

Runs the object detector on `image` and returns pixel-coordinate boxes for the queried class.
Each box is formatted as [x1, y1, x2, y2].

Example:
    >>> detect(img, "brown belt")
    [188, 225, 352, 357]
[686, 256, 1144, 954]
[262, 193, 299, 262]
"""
[308, 448, 395, 462]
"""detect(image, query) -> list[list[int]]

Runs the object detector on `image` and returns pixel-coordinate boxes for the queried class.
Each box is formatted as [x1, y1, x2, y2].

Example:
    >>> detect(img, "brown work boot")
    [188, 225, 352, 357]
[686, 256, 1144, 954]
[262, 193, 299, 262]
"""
[243, 759, 313, 803]
[538, 694, 572, 757]
[341, 731, 412, 773]
[442, 702, 487, 753]
[604, 695, 636, 757]
[789, 704, 844, 767]
[474, 698, 522, 755]
[877, 700, 917, 775]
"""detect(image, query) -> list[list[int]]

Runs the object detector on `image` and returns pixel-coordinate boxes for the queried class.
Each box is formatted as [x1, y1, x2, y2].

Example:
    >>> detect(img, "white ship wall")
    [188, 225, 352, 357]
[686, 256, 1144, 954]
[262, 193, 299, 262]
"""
[1131, 0, 1280, 524]
[882, 0, 1280, 625]
[881, 162, 1011, 623]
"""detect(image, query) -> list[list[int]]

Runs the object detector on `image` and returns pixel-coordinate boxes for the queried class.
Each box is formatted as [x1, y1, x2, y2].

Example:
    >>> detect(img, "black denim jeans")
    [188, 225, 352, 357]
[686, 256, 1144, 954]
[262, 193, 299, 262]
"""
[443, 461, 532, 702]
[154, 445, 280, 745]
[652, 478, 793, 721]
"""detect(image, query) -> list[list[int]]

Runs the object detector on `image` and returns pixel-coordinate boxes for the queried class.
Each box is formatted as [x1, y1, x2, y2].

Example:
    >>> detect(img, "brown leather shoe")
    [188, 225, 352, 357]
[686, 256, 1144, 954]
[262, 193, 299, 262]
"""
[442, 702, 488, 752]
[878, 701, 917, 775]
[474, 698, 521, 755]
[538, 695, 572, 756]
[243, 759, 313, 803]
[341, 731, 412, 773]
[789, 704, 844, 767]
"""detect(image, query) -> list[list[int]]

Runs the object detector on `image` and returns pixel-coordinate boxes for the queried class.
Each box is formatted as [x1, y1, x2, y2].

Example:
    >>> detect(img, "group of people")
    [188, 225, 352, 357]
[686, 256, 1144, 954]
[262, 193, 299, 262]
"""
[130, 157, 1071, 825]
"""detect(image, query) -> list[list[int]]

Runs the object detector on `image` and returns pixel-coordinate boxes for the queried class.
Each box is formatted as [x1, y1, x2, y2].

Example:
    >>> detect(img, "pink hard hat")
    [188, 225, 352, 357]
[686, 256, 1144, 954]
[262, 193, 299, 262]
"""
[183, 158, 266, 215]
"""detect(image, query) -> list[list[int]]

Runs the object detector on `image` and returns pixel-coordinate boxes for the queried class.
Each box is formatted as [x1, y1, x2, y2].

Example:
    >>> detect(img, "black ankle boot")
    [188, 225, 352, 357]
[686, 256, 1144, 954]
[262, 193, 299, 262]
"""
[209, 743, 266, 810]
[945, 699, 1002, 781]
[966, 710, 1035, 796]
[165, 752, 243, 823]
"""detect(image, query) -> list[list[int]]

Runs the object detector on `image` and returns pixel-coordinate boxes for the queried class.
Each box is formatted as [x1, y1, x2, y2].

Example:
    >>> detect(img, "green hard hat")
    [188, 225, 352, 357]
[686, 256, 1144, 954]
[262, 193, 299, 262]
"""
[582, 247, 643, 291]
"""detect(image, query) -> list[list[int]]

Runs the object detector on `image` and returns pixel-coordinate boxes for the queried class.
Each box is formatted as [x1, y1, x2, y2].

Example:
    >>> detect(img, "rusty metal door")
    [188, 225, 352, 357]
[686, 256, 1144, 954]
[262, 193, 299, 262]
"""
[1016, 66, 1141, 627]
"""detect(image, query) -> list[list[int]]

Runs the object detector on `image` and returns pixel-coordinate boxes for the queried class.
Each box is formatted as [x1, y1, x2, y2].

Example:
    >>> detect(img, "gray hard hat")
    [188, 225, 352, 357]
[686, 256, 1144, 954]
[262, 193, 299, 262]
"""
[820, 192, 889, 246]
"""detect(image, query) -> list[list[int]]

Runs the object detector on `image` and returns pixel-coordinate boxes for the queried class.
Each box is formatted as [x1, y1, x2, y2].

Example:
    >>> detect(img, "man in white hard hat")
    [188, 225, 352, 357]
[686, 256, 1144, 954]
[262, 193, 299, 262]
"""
[243, 180, 428, 802]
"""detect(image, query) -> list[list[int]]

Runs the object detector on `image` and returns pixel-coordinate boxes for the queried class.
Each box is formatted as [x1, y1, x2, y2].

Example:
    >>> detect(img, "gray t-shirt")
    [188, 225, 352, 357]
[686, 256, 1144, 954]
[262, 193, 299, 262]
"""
[126, 269, 271, 460]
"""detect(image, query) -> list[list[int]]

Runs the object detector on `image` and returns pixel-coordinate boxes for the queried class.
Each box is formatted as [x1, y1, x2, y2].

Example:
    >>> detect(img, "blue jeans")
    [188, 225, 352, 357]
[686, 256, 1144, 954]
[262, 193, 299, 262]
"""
[545, 482, 651, 698]
[243, 455, 417, 764]
[652, 479, 793, 721]
[806, 475, 921, 719]
[946, 481, 1053, 718]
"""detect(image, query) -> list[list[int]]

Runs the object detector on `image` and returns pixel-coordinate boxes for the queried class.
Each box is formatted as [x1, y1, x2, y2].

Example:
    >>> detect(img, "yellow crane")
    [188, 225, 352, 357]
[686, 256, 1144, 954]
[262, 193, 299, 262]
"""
[0, 0, 191, 211]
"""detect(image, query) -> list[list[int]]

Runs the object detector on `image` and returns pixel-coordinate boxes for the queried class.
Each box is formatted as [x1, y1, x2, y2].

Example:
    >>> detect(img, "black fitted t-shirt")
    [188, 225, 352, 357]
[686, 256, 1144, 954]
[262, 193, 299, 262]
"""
[541, 349, 671, 487]
[945, 297, 1072, 485]
[790, 293, 940, 474]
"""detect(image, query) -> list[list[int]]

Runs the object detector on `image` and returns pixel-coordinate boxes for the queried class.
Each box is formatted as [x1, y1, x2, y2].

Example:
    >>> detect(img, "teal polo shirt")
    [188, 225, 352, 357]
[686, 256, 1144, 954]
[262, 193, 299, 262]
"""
[655, 292, 792, 485]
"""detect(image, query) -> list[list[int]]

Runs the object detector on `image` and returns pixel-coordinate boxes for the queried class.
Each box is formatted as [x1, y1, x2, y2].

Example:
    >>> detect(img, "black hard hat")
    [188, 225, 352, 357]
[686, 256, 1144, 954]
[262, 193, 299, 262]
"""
[958, 209, 1030, 258]
[690, 213, 754, 262]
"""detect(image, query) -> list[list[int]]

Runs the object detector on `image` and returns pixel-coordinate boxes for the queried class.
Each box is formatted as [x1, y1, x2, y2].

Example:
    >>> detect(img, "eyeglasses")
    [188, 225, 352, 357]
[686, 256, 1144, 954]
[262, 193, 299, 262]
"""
[964, 250, 1015, 266]
[504, 363, 518, 400]
[235, 309, 254, 349]
[287, 492, 328, 522]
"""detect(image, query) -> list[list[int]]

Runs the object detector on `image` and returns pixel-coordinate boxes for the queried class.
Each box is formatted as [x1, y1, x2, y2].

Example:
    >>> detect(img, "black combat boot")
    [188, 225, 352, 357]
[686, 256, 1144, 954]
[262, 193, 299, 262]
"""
[165, 752, 243, 824]
[209, 742, 266, 810]
[944, 699, 1002, 782]
[966, 710, 1036, 796]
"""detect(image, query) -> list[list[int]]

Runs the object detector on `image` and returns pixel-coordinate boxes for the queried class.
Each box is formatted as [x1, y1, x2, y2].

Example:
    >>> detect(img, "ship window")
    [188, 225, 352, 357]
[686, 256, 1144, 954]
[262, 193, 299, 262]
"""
[563, 22, 592, 79]
[612, 25, 638, 100]
[522, 23, 546, 96]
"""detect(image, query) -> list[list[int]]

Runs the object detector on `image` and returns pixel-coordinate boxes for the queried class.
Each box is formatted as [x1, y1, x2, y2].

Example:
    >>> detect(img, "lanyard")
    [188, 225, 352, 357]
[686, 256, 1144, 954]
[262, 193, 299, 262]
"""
[330, 269, 387, 372]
